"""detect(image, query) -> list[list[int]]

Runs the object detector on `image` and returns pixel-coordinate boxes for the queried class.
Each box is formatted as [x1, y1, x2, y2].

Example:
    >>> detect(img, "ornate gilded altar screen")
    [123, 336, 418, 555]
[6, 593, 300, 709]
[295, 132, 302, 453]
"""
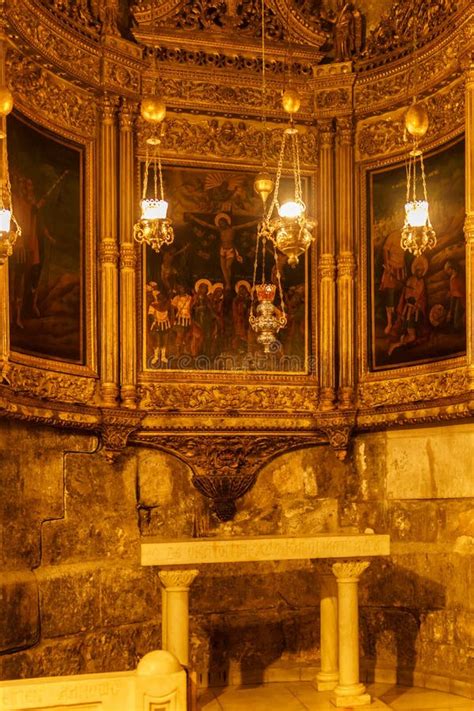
[0, 0, 472, 516]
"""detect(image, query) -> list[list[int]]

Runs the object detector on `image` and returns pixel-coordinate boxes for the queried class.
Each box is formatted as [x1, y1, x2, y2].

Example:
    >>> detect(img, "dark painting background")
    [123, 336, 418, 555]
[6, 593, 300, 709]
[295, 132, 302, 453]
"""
[143, 167, 311, 372]
[7, 113, 83, 364]
[369, 138, 466, 370]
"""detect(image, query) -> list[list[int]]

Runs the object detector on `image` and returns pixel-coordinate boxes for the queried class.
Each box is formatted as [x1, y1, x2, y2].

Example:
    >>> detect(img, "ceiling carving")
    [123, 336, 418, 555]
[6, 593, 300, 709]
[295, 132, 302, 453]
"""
[36, 0, 465, 67]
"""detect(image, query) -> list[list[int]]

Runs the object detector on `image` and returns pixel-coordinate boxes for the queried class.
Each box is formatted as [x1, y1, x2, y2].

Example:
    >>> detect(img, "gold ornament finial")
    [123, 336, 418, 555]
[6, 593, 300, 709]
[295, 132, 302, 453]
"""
[405, 102, 429, 139]
[254, 171, 274, 204]
[282, 88, 301, 114]
[141, 98, 166, 125]
[0, 86, 13, 118]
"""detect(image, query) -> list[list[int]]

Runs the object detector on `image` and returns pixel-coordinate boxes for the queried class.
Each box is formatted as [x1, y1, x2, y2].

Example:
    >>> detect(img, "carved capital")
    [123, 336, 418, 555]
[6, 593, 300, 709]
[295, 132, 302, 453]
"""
[101, 96, 118, 125]
[337, 253, 357, 278]
[119, 99, 136, 131]
[318, 253, 337, 281]
[120, 243, 137, 269]
[99, 240, 119, 265]
[332, 560, 370, 581]
[159, 569, 199, 590]
[318, 120, 335, 149]
[336, 117, 353, 146]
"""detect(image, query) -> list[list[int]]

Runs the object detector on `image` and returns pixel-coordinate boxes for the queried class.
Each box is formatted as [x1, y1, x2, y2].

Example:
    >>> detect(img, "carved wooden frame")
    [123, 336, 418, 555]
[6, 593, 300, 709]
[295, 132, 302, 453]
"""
[133, 129, 320, 418]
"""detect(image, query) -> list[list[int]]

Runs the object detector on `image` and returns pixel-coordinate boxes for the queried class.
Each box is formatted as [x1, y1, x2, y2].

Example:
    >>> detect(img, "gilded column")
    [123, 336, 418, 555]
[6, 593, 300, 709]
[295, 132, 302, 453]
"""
[318, 120, 336, 410]
[464, 55, 474, 387]
[99, 96, 119, 406]
[331, 561, 370, 708]
[159, 569, 199, 668]
[335, 117, 356, 409]
[119, 99, 137, 408]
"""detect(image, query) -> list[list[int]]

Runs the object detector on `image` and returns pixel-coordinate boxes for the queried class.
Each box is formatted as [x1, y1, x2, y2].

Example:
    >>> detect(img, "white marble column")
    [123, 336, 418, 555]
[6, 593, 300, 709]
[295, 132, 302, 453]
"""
[159, 569, 199, 668]
[316, 566, 339, 691]
[331, 561, 370, 708]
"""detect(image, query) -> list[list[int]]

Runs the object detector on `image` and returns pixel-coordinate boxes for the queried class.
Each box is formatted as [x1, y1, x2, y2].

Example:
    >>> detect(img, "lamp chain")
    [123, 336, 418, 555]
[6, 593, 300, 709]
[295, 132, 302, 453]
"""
[142, 141, 150, 202]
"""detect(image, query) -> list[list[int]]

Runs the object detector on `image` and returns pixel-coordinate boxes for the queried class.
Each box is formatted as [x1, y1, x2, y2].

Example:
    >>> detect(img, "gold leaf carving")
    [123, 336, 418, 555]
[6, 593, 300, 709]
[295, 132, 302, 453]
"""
[159, 77, 311, 113]
[365, 0, 463, 61]
[7, 364, 97, 405]
[315, 88, 350, 110]
[358, 369, 469, 408]
[138, 116, 318, 166]
[7, 51, 97, 137]
[357, 81, 464, 159]
[138, 384, 318, 413]
[7, 3, 100, 78]
[105, 60, 140, 93]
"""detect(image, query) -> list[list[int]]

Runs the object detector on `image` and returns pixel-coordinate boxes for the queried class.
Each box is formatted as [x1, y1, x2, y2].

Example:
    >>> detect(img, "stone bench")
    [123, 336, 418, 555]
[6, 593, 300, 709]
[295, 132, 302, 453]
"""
[141, 532, 390, 708]
[0, 650, 187, 711]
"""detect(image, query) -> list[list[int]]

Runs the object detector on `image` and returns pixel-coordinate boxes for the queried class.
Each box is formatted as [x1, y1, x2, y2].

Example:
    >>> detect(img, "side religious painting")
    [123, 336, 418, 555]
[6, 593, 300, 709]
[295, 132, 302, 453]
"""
[142, 166, 310, 373]
[369, 138, 466, 370]
[7, 113, 84, 364]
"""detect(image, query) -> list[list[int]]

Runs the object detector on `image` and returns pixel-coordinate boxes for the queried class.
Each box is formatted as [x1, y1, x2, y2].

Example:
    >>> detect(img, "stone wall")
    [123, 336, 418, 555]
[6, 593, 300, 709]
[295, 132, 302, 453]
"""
[0, 419, 473, 697]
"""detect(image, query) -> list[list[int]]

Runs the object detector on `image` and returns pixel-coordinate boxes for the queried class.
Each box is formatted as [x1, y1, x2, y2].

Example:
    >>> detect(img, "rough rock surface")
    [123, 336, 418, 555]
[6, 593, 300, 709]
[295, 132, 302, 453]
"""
[0, 421, 473, 692]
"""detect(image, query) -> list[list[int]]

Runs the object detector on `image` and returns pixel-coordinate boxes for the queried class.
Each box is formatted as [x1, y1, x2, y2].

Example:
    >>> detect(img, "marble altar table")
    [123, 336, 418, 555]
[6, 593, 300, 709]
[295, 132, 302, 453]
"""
[141, 533, 390, 708]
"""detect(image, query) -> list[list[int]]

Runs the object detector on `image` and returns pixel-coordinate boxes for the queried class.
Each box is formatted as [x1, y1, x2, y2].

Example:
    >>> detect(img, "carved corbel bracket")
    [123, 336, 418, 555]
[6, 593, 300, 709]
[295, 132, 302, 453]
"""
[129, 433, 325, 521]
[316, 411, 356, 461]
[99, 408, 144, 462]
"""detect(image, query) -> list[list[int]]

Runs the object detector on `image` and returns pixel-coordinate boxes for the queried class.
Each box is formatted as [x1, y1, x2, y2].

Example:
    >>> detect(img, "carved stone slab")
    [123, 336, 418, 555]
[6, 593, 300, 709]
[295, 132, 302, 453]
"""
[141, 533, 390, 566]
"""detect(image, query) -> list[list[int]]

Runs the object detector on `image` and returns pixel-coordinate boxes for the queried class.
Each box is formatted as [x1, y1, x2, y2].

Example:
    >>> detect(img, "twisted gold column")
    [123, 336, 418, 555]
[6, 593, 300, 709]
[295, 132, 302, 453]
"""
[318, 120, 336, 410]
[335, 117, 356, 409]
[119, 99, 137, 408]
[464, 57, 474, 388]
[99, 96, 119, 406]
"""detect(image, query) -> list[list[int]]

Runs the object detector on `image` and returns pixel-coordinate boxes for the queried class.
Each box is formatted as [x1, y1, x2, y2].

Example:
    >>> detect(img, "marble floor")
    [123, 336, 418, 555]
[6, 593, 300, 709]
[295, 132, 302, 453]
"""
[198, 683, 474, 711]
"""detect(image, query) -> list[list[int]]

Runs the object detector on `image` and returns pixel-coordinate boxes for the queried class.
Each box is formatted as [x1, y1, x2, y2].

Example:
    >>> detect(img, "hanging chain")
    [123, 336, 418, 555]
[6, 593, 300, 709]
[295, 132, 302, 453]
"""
[261, 0, 267, 169]
[272, 238, 286, 321]
[142, 140, 150, 201]
[251, 227, 260, 315]
[420, 152, 428, 202]
[266, 130, 287, 221]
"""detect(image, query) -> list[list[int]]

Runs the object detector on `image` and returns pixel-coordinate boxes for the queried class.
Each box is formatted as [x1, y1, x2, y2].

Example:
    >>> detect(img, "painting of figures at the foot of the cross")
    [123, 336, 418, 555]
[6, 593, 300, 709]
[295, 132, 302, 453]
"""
[142, 166, 311, 373]
[369, 137, 466, 371]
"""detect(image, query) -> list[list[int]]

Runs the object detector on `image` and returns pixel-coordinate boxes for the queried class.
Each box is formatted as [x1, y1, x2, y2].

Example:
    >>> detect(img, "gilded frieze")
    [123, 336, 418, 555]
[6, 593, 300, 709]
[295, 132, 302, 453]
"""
[138, 384, 318, 413]
[6, 363, 97, 405]
[359, 369, 470, 408]
[7, 51, 97, 137]
[356, 80, 465, 160]
[357, 46, 458, 111]
[104, 59, 140, 94]
[363, 0, 468, 62]
[137, 115, 319, 166]
[157, 76, 312, 115]
[357, 368, 470, 409]
[6, 1, 101, 82]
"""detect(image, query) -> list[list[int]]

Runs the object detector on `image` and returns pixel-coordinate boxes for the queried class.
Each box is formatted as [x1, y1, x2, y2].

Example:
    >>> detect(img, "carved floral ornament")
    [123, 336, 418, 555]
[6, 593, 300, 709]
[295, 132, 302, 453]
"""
[136, 115, 319, 165]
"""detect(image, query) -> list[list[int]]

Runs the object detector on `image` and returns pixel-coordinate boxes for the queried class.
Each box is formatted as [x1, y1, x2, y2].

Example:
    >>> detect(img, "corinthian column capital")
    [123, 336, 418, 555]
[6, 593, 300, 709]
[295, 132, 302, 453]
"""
[332, 561, 370, 582]
[159, 569, 199, 591]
